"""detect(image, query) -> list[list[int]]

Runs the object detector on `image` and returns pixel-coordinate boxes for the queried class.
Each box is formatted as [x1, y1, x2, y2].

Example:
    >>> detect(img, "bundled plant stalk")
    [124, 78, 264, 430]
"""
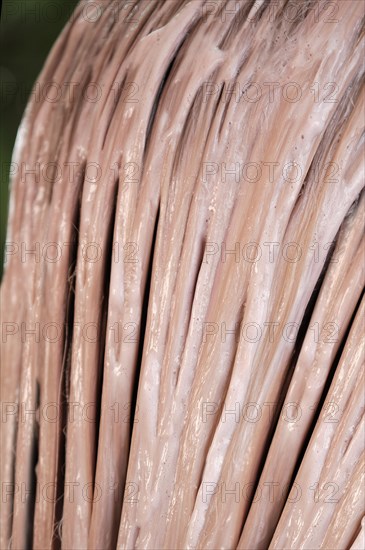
[1, 1, 364, 549]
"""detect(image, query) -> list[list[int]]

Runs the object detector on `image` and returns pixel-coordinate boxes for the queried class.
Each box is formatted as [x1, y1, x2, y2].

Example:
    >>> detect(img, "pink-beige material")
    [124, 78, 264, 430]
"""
[1, 1, 364, 549]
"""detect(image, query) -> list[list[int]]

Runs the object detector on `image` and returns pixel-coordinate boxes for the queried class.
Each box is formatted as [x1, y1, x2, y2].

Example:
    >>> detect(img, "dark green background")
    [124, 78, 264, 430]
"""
[0, 0, 78, 274]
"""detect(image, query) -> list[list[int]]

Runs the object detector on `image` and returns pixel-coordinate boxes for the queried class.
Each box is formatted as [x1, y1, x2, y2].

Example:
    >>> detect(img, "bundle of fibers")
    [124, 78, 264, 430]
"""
[1, 0, 364, 549]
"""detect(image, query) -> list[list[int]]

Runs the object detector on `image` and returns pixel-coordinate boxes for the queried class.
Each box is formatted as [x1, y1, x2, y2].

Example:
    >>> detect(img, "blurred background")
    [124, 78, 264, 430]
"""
[0, 0, 78, 275]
